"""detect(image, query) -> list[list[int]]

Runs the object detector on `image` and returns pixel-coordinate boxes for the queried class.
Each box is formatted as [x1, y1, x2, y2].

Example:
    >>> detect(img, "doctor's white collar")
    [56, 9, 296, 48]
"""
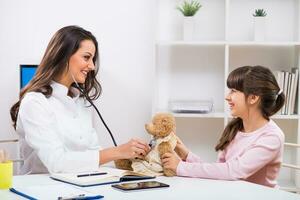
[50, 81, 80, 100]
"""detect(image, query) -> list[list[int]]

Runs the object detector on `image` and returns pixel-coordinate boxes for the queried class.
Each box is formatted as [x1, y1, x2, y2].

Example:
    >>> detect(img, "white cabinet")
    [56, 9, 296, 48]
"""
[155, 0, 300, 188]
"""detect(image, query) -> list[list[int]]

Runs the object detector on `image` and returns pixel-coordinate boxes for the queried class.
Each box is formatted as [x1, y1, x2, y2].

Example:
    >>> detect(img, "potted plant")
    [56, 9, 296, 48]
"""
[177, 0, 202, 41]
[253, 9, 267, 41]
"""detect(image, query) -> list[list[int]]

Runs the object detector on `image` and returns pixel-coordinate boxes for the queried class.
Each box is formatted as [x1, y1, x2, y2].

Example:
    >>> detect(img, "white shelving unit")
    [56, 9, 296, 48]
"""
[155, 0, 300, 189]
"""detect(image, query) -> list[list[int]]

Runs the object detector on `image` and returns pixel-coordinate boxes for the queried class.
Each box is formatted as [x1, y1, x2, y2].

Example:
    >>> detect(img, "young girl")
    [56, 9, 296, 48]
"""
[161, 66, 285, 188]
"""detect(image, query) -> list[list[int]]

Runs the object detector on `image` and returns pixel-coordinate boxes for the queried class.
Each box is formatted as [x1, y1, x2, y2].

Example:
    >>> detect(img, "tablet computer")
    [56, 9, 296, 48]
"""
[111, 181, 169, 191]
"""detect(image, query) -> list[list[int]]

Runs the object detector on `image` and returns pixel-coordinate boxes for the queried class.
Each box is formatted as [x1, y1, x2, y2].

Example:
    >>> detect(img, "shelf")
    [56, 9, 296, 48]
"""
[156, 41, 300, 47]
[228, 41, 300, 46]
[156, 0, 300, 190]
[173, 112, 225, 118]
[156, 41, 226, 46]
[232, 115, 300, 120]
[271, 115, 300, 119]
[172, 112, 300, 120]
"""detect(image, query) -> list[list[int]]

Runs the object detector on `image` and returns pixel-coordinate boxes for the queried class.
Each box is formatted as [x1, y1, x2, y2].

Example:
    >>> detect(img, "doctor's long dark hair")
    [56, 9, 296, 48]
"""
[215, 66, 285, 151]
[10, 25, 102, 129]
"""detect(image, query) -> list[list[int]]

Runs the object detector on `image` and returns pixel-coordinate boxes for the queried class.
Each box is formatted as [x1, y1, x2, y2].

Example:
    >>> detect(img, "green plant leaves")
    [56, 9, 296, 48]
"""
[253, 9, 267, 17]
[177, 0, 202, 17]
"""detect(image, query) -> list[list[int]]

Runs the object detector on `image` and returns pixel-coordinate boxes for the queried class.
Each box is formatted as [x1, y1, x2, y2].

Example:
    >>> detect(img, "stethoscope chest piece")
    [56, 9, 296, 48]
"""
[149, 138, 156, 149]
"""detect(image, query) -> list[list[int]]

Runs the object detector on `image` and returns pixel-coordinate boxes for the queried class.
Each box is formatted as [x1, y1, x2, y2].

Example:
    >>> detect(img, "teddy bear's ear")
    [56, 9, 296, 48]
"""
[154, 114, 175, 136]
[162, 118, 175, 134]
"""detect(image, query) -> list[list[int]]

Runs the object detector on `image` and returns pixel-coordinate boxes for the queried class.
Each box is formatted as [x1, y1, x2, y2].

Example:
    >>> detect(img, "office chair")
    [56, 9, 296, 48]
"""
[0, 139, 23, 175]
[280, 142, 300, 193]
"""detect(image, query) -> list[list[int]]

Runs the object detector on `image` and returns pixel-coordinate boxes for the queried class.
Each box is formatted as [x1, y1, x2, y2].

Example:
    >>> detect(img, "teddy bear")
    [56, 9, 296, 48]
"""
[114, 113, 177, 177]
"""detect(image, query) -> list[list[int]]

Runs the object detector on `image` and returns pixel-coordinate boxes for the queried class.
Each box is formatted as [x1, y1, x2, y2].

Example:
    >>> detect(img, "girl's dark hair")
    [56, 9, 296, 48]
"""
[10, 25, 102, 129]
[215, 66, 285, 151]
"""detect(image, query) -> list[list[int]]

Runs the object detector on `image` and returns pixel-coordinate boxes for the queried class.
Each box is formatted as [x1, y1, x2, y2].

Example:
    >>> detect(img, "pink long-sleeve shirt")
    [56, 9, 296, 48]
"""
[177, 120, 284, 187]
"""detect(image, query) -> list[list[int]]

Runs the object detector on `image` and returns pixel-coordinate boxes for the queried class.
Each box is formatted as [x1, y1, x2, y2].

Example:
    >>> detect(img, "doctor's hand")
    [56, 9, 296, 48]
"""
[174, 136, 189, 161]
[118, 138, 151, 159]
[161, 152, 180, 175]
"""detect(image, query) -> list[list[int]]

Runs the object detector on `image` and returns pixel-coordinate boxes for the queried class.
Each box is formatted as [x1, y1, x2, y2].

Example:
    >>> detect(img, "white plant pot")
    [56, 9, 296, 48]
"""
[183, 17, 194, 41]
[254, 17, 266, 41]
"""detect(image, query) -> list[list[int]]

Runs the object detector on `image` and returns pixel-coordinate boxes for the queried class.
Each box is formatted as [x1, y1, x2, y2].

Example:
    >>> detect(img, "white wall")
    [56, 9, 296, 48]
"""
[0, 0, 156, 159]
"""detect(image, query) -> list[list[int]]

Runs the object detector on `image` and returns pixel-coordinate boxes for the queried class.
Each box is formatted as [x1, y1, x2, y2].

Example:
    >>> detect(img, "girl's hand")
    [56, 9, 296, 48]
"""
[118, 138, 151, 159]
[174, 136, 189, 161]
[161, 152, 181, 174]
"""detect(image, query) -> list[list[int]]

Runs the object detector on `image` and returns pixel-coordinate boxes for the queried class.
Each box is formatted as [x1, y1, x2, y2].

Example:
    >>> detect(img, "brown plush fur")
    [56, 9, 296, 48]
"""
[114, 113, 177, 176]
[158, 141, 176, 176]
[114, 159, 132, 170]
[145, 113, 175, 138]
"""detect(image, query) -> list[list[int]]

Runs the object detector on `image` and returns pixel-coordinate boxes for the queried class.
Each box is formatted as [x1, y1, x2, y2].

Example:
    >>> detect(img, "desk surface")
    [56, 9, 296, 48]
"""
[0, 174, 299, 200]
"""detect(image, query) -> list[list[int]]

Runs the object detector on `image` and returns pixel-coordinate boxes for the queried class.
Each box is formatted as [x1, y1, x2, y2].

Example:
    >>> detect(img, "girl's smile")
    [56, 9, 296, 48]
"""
[228, 102, 234, 109]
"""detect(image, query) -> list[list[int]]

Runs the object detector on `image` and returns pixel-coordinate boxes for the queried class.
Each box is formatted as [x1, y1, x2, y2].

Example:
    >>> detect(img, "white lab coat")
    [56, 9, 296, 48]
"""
[17, 82, 101, 174]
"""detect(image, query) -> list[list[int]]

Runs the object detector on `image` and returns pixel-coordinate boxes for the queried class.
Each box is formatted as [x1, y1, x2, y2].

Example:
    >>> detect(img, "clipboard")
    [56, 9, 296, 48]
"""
[9, 184, 104, 200]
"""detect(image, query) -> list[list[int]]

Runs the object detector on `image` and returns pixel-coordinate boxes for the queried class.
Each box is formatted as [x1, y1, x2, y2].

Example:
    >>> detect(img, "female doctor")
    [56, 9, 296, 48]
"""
[10, 25, 150, 174]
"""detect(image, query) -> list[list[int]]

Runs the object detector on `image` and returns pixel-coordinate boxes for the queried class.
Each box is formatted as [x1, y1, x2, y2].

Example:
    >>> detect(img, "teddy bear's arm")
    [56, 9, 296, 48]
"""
[158, 142, 176, 177]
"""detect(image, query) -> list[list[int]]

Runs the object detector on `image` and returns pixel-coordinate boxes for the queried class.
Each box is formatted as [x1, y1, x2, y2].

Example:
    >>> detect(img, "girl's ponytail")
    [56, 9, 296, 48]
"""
[271, 92, 285, 116]
[260, 90, 286, 119]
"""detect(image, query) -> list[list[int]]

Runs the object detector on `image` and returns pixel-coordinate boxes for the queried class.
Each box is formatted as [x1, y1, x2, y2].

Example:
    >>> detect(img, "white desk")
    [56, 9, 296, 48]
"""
[0, 174, 299, 200]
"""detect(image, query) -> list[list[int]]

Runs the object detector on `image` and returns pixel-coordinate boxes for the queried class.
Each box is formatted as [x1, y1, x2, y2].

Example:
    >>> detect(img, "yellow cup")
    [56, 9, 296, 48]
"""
[0, 161, 13, 189]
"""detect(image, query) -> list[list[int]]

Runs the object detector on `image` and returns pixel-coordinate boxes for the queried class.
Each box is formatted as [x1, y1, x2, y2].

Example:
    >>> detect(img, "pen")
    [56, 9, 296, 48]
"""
[77, 172, 107, 177]
[58, 194, 103, 200]
[10, 188, 38, 200]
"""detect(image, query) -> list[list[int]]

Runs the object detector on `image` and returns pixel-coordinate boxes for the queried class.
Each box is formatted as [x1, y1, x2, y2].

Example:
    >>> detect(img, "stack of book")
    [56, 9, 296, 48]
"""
[275, 68, 299, 115]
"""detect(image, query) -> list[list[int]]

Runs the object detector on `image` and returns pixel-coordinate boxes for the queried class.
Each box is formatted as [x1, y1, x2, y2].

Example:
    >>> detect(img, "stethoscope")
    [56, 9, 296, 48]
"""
[72, 75, 118, 147]
[72, 75, 156, 149]
[75, 82, 157, 149]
